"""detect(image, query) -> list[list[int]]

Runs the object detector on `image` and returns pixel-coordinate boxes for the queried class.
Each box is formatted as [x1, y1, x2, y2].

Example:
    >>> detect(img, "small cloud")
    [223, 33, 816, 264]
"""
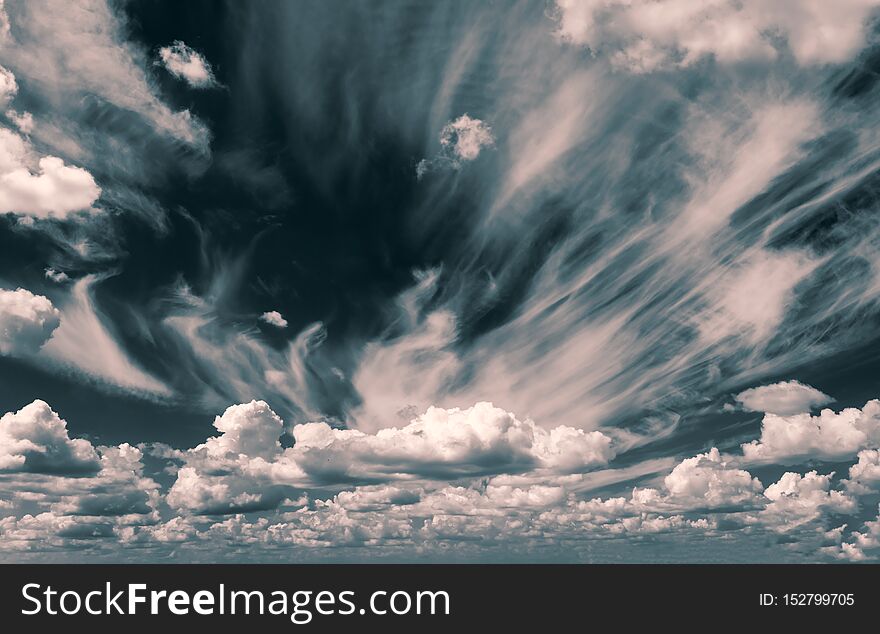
[439, 114, 494, 162]
[157, 41, 219, 88]
[417, 114, 494, 178]
[44, 268, 70, 284]
[735, 380, 834, 416]
[260, 310, 288, 328]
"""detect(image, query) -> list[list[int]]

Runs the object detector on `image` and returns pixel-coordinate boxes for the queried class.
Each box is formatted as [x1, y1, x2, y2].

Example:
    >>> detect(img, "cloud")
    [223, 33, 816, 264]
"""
[439, 114, 494, 161]
[417, 114, 494, 177]
[157, 40, 219, 88]
[161, 400, 615, 515]
[0, 287, 60, 356]
[660, 448, 763, 509]
[164, 401, 305, 514]
[44, 268, 69, 284]
[735, 380, 834, 416]
[0, 63, 16, 106]
[293, 401, 616, 481]
[741, 400, 880, 464]
[40, 275, 169, 395]
[844, 449, 880, 494]
[259, 310, 288, 328]
[551, 0, 880, 71]
[0, 0, 210, 149]
[0, 400, 99, 474]
[0, 154, 101, 217]
[759, 471, 856, 532]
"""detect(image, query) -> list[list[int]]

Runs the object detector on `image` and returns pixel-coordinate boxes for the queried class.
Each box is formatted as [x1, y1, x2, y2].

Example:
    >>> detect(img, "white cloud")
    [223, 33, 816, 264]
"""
[844, 449, 880, 494]
[41, 275, 169, 395]
[43, 268, 69, 284]
[551, 0, 880, 71]
[164, 401, 305, 514]
[660, 448, 763, 508]
[0, 0, 210, 149]
[5, 109, 32, 134]
[157, 40, 219, 89]
[439, 114, 494, 162]
[0, 287, 60, 356]
[0, 154, 101, 217]
[699, 250, 816, 344]
[0, 399, 99, 473]
[293, 401, 616, 481]
[260, 310, 288, 328]
[0, 64, 16, 106]
[735, 380, 834, 416]
[741, 400, 880, 464]
[759, 471, 856, 532]
[162, 400, 615, 515]
[417, 114, 494, 177]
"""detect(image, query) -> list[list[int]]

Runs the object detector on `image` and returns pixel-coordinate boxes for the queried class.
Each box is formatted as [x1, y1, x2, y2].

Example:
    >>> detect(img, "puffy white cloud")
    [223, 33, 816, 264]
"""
[163, 400, 614, 515]
[259, 310, 288, 328]
[439, 114, 494, 162]
[759, 471, 856, 532]
[660, 448, 763, 508]
[158, 41, 218, 88]
[164, 401, 306, 514]
[0, 287, 60, 356]
[417, 115, 494, 177]
[551, 0, 880, 71]
[0, 155, 101, 217]
[734, 380, 834, 416]
[293, 401, 615, 481]
[0, 399, 98, 474]
[0, 126, 100, 218]
[844, 449, 880, 494]
[741, 400, 880, 463]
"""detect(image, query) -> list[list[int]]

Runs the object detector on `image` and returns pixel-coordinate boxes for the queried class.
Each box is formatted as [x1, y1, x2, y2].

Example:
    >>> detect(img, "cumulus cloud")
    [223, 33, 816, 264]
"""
[165, 401, 304, 514]
[0, 287, 60, 356]
[659, 448, 763, 509]
[162, 400, 615, 515]
[293, 401, 616, 481]
[735, 380, 834, 416]
[551, 0, 880, 71]
[759, 471, 856, 532]
[0, 126, 101, 218]
[259, 310, 288, 328]
[0, 155, 101, 217]
[417, 114, 494, 177]
[439, 114, 494, 162]
[157, 40, 219, 88]
[844, 449, 880, 494]
[0, 400, 99, 474]
[741, 400, 880, 463]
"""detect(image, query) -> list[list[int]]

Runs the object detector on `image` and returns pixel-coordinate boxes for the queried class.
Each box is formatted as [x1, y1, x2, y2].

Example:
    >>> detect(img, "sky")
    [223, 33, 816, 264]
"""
[2, 0, 880, 562]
